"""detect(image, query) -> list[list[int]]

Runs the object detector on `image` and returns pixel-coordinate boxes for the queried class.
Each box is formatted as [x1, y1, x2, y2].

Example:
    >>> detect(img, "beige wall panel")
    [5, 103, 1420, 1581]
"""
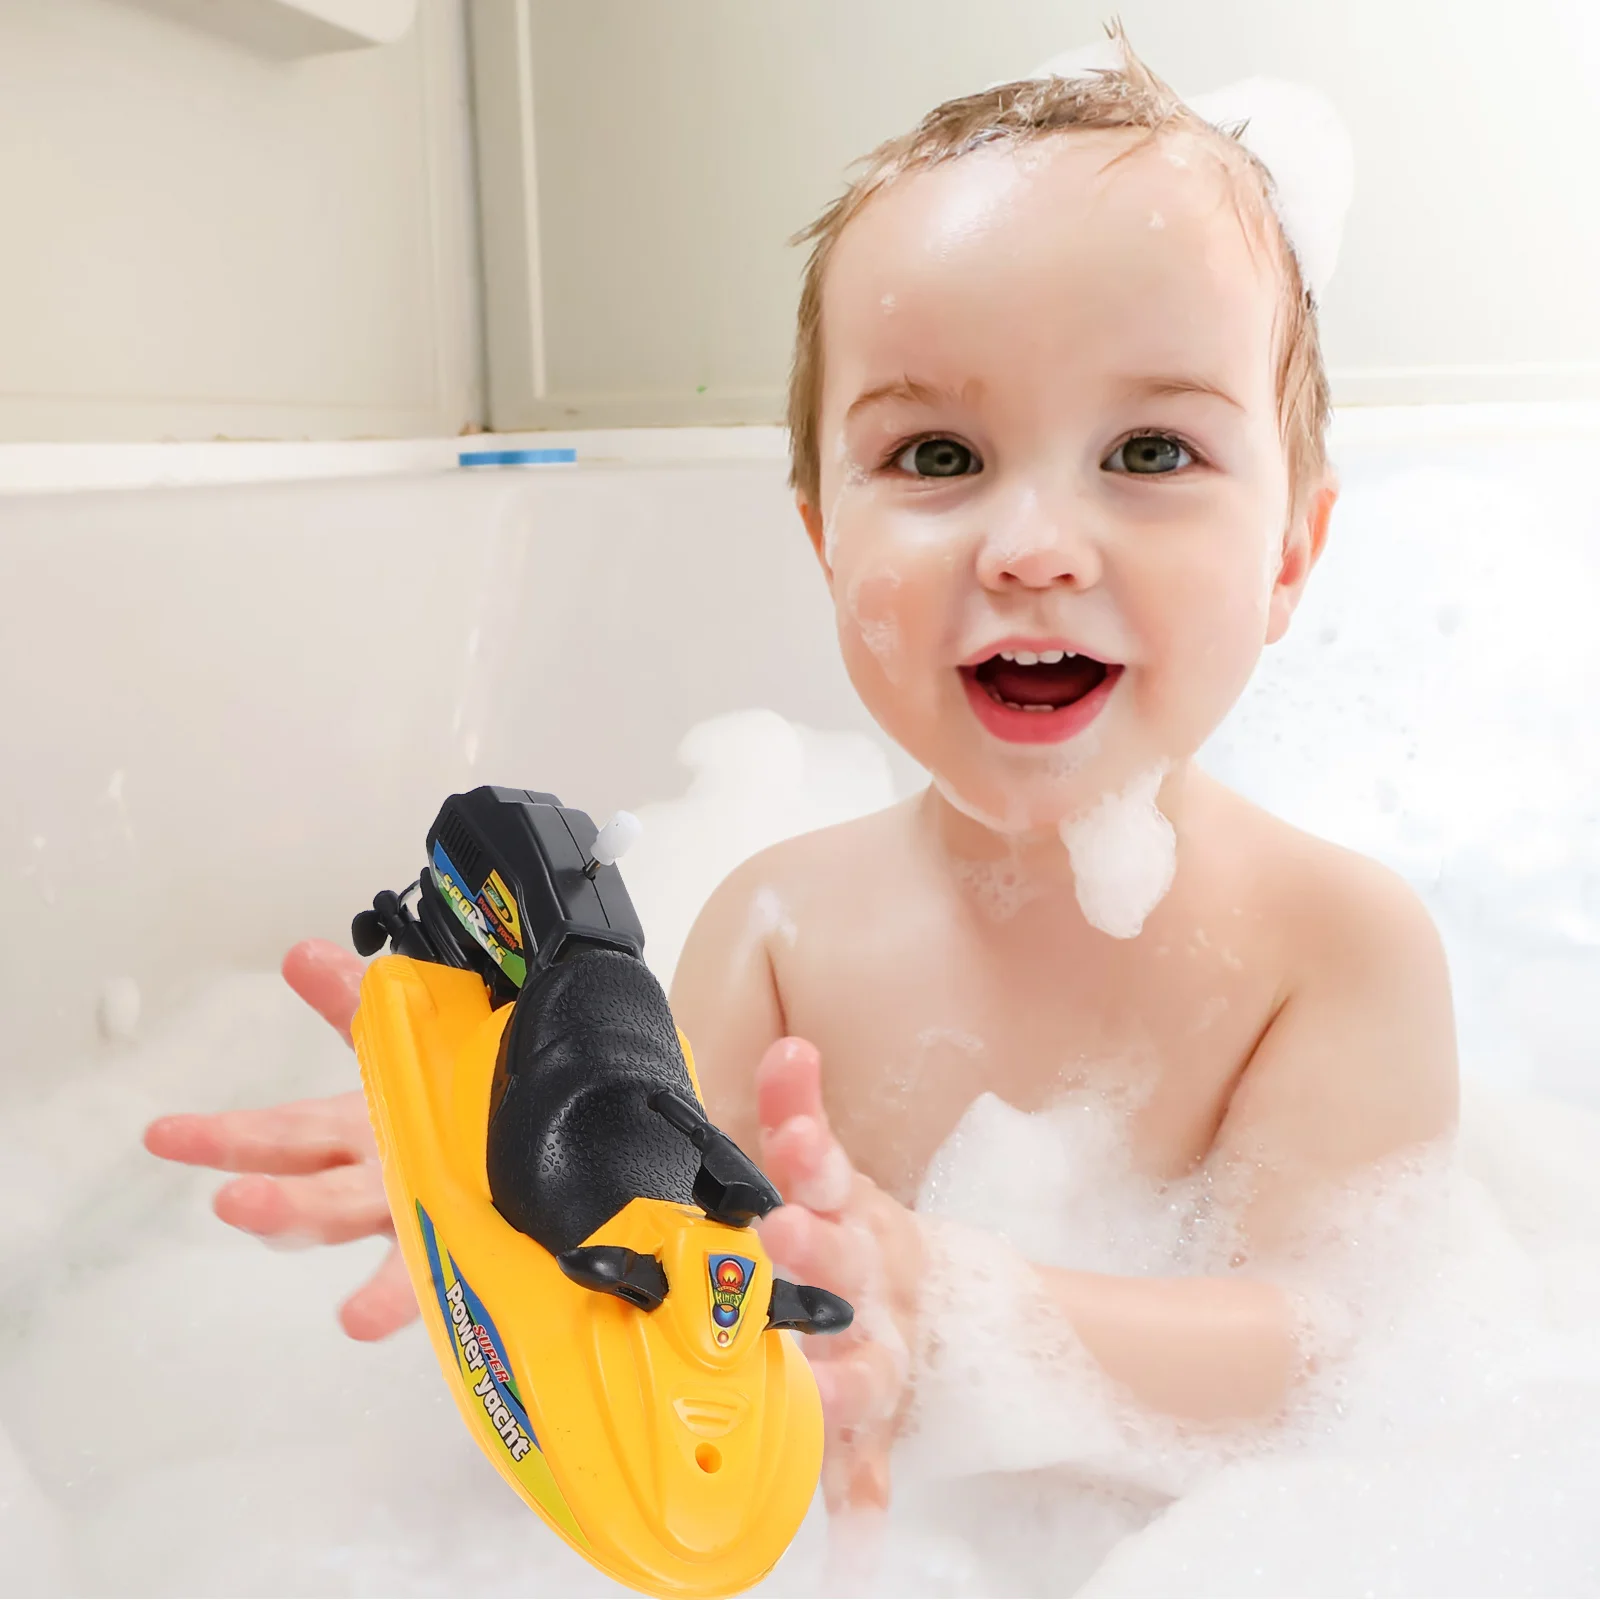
[0, 0, 481, 440]
[483, 0, 1600, 428]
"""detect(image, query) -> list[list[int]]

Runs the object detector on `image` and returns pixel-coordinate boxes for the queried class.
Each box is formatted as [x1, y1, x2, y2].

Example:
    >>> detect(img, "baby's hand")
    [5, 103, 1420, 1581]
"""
[142, 939, 419, 1340]
[752, 1038, 924, 1514]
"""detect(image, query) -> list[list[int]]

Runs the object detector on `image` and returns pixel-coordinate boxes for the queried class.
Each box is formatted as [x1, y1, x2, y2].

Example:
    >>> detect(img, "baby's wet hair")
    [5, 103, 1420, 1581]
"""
[786, 25, 1331, 512]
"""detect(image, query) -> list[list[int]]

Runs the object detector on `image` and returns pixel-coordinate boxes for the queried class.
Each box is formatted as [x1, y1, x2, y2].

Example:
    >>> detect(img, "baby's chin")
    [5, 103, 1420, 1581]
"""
[929, 743, 1112, 839]
[927, 710, 1190, 837]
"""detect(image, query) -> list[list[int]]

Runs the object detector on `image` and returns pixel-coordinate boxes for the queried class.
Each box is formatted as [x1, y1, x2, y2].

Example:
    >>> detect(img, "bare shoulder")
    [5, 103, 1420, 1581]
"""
[1202, 778, 1444, 972]
[677, 800, 914, 947]
[1204, 781, 1459, 1173]
[666, 801, 911, 1137]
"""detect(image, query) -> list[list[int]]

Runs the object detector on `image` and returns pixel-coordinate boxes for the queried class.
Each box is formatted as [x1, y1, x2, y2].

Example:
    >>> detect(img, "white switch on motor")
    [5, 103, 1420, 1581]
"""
[589, 810, 643, 872]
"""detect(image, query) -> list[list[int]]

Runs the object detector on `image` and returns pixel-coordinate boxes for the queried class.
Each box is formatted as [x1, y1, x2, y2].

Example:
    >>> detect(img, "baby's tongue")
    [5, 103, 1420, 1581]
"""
[978, 655, 1105, 708]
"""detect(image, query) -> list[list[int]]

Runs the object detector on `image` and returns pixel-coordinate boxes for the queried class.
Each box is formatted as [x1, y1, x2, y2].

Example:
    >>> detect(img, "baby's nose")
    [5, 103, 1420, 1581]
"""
[975, 498, 1103, 591]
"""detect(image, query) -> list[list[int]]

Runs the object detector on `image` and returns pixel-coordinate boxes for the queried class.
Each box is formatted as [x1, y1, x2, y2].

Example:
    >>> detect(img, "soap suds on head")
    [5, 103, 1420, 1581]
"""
[1059, 766, 1177, 938]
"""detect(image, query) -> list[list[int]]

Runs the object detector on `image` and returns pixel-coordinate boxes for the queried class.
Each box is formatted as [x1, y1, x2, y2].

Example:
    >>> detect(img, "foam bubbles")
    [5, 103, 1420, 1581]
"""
[613, 709, 897, 990]
[1059, 767, 1177, 938]
[0, 1424, 69, 1593]
[750, 885, 800, 949]
[901, 1077, 1600, 1595]
[951, 850, 1043, 921]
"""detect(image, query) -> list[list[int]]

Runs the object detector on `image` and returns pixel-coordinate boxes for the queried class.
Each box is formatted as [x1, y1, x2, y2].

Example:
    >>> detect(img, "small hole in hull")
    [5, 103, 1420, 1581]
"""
[695, 1443, 722, 1473]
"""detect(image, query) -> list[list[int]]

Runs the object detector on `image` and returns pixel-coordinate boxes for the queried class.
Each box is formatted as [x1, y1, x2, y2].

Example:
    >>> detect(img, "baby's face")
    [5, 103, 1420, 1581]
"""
[805, 130, 1327, 834]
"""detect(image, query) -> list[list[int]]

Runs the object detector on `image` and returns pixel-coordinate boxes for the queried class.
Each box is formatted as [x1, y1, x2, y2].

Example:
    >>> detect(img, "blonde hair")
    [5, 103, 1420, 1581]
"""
[786, 32, 1330, 510]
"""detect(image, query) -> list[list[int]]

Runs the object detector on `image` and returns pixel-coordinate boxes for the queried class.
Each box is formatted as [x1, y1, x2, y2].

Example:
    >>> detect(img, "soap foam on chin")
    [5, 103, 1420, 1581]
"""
[931, 723, 1103, 842]
[1059, 767, 1177, 938]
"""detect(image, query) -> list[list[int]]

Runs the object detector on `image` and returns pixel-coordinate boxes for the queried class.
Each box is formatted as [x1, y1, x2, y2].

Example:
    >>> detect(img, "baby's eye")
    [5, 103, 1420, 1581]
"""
[895, 437, 979, 478]
[1104, 434, 1192, 475]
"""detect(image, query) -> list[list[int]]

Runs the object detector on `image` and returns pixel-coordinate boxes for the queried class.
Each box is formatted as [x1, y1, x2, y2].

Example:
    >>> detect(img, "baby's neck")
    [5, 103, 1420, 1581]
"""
[918, 760, 1198, 874]
[913, 760, 1203, 939]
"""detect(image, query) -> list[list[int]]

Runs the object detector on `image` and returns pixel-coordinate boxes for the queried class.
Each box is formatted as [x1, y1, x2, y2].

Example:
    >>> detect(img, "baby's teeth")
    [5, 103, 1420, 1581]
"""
[1013, 650, 1039, 666]
[1022, 703, 1052, 713]
[1038, 649, 1065, 664]
[999, 650, 1017, 662]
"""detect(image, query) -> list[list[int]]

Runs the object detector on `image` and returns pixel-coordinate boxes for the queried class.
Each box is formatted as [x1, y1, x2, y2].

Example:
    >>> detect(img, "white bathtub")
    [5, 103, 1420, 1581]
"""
[0, 447, 930, 1076]
[4, 410, 1597, 1097]
[2, 411, 1598, 1595]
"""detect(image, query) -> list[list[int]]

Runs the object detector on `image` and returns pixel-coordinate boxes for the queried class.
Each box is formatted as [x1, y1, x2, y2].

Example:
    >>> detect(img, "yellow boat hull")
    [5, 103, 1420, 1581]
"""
[352, 954, 822, 1598]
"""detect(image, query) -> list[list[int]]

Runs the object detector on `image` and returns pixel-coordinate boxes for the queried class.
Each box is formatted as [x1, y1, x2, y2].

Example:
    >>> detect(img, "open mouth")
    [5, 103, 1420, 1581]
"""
[970, 648, 1109, 713]
[958, 646, 1122, 744]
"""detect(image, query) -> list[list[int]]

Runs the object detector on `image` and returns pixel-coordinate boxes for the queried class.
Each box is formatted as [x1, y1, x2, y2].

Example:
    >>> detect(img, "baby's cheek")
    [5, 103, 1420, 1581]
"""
[841, 566, 907, 682]
[1145, 546, 1274, 734]
[835, 530, 958, 688]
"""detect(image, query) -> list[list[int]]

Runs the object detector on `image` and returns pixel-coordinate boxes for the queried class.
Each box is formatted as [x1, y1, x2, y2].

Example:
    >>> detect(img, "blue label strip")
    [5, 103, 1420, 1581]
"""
[458, 447, 577, 467]
[417, 1200, 539, 1447]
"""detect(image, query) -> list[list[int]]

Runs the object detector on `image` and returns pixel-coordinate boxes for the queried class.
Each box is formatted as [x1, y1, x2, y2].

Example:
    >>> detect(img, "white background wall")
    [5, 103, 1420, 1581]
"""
[3, 1, 1598, 442]
[500, 0, 1600, 427]
[0, 0, 481, 440]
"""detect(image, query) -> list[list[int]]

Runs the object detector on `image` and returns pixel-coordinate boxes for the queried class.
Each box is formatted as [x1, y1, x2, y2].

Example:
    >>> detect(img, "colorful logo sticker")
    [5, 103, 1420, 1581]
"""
[707, 1253, 757, 1347]
[479, 868, 523, 952]
[431, 841, 528, 987]
[415, 1201, 587, 1548]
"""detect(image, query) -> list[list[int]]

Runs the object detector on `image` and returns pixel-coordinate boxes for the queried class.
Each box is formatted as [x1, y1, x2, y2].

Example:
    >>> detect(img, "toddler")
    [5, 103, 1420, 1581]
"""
[147, 36, 1457, 1527]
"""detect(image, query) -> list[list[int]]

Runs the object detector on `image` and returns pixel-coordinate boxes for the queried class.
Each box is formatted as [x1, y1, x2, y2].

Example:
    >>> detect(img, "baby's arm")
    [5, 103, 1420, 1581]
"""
[670, 852, 906, 1509]
[666, 851, 791, 1151]
[1036, 854, 1459, 1419]
[756, 855, 1459, 1444]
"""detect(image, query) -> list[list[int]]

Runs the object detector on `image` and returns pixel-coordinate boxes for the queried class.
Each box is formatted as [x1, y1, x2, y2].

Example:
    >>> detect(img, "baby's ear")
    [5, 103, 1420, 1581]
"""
[797, 494, 833, 585]
[1266, 478, 1337, 645]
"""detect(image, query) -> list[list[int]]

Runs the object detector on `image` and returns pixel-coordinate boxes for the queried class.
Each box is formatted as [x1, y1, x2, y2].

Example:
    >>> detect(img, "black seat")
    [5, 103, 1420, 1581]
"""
[486, 946, 699, 1257]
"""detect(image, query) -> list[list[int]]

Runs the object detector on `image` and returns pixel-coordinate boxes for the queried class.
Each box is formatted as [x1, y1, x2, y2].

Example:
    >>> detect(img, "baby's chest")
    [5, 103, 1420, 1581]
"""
[777, 912, 1277, 1202]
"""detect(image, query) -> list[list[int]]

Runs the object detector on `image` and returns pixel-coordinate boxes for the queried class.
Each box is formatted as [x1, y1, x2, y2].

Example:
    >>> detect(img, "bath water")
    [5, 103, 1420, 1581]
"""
[4, 435, 1599, 1595]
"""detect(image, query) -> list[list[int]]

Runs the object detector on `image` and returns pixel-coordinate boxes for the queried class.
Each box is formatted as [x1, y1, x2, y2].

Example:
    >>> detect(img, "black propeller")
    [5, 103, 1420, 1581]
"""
[766, 1278, 854, 1335]
[648, 1089, 783, 1229]
[557, 1245, 670, 1311]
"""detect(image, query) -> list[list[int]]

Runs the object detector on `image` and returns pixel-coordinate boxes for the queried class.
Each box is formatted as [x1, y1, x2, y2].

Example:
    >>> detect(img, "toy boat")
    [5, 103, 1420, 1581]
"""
[348, 786, 851, 1598]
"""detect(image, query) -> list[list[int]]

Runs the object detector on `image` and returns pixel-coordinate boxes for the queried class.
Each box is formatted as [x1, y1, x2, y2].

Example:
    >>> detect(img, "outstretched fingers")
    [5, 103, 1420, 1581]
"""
[759, 1203, 876, 1304]
[755, 1038, 859, 1214]
[809, 1336, 906, 1429]
[339, 1241, 421, 1341]
[754, 1036, 828, 1132]
[823, 1424, 894, 1515]
[143, 1090, 376, 1176]
[212, 1161, 393, 1247]
[282, 938, 366, 1044]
